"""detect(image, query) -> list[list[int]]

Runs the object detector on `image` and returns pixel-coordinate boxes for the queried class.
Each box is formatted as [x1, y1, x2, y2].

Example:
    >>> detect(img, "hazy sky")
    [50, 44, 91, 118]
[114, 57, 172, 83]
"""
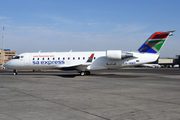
[0, 0, 180, 58]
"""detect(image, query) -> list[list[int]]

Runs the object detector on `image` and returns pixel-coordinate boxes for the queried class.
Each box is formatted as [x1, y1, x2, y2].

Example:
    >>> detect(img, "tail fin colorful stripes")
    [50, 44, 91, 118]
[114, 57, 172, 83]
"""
[138, 30, 175, 53]
[87, 54, 94, 62]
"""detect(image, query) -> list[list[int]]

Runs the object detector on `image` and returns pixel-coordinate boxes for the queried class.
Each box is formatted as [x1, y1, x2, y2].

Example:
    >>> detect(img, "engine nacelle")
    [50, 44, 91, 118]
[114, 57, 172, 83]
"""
[106, 50, 122, 60]
[106, 50, 133, 60]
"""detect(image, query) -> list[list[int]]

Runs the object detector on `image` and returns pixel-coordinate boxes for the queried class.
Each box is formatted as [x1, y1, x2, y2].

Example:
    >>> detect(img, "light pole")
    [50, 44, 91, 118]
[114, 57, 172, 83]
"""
[2, 26, 5, 69]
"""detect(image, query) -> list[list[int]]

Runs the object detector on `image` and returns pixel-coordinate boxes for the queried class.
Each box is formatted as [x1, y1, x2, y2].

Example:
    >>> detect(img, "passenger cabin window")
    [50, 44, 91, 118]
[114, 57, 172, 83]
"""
[68, 57, 70, 60]
[83, 57, 85, 60]
[78, 57, 80, 60]
[94, 57, 96, 59]
[37, 58, 39, 60]
[33, 58, 35, 60]
[53, 58, 55, 60]
[73, 57, 75, 60]
[48, 58, 49, 60]
[58, 57, 60, 60]
[42, 58, 44, 60]
[13, 56, 20, 59]
[63, 57, 65, 60]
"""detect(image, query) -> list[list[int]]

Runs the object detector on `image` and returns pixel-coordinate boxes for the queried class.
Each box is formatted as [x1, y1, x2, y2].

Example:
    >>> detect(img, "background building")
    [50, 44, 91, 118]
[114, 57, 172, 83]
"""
[139, 55, 180, 68]
[175, 55, 180, 67]
[0, 49, 17, 69]
[158, 55, 180, 68]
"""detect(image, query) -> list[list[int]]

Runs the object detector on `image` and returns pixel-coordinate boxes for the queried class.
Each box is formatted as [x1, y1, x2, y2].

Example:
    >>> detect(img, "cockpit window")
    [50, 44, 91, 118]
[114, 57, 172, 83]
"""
[13, 56, 20, 59]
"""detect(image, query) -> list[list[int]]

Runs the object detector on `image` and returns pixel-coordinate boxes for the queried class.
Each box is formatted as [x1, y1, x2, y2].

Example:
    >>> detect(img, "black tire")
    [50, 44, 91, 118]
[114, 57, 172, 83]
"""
[85, 71, 90, 75]
[80, 71, 85, 76]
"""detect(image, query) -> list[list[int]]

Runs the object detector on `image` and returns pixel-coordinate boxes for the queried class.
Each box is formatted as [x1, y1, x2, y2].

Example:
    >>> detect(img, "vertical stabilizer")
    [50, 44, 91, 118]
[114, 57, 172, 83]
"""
[138, 30, 175, 53]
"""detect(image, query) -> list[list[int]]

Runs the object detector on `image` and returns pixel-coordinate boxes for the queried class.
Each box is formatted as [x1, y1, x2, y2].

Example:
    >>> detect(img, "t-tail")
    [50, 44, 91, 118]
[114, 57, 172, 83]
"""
[138, 30, 175, 53]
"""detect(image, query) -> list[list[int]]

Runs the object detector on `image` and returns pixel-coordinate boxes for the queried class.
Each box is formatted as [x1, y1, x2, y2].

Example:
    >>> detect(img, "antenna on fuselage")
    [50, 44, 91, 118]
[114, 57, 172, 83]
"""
[39, 50, 41, 53]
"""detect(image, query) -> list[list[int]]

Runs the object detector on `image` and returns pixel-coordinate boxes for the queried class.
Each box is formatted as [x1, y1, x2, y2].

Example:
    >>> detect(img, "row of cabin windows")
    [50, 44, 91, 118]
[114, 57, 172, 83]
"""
[33, 57, 96, 61]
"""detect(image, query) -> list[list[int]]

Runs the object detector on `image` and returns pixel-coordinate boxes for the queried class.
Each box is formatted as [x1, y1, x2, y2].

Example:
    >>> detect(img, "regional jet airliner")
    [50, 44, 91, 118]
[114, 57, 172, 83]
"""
[4, 30, 175, 75]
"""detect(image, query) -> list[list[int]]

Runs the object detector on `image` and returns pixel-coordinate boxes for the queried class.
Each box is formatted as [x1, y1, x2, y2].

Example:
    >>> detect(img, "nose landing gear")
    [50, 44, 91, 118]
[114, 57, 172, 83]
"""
[13, 69, 17, 75]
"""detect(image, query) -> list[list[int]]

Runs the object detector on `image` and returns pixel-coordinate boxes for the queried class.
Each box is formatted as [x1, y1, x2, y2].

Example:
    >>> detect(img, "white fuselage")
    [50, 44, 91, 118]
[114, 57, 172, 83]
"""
[4, 51, 159, 71]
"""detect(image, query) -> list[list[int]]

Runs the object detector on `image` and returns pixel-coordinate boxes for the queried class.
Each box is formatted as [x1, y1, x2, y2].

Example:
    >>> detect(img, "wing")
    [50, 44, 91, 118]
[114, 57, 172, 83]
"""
[57, 63, 91, 71]
[57, 53, 94, 71]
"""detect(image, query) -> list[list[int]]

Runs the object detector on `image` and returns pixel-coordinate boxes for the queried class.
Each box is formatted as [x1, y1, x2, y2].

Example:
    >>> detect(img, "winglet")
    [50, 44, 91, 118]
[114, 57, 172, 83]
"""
[87, 54, 94, 62]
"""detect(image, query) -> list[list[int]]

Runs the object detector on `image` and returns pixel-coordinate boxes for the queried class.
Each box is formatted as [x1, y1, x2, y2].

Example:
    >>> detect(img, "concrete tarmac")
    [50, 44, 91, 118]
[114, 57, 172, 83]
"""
[0, 68, 180, 120]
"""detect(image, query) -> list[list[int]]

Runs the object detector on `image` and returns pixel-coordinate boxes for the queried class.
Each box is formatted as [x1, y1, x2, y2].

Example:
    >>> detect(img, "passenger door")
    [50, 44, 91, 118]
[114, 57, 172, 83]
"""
[24, 53, 31, 66]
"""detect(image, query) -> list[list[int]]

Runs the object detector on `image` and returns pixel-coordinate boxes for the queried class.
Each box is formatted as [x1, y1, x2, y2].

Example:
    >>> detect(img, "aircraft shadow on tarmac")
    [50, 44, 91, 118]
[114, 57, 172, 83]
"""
[57, 74, 141, 78]
[0, 71, 142, 78]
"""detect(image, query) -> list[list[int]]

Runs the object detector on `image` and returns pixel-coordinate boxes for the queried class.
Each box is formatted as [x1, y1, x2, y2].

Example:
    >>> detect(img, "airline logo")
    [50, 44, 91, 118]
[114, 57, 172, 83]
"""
[138, 32, 169, 53]
[87, 54, 94, 62]
[33, 60, 65, 65]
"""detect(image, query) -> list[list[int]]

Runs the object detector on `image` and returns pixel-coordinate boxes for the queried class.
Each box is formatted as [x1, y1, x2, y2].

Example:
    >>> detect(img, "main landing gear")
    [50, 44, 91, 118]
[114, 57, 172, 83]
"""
[80, 71, 90, 76]
[13, 69, 17, 75]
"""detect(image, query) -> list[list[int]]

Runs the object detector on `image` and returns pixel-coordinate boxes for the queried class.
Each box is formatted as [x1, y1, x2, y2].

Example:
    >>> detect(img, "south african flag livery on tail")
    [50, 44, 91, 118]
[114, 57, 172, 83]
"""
[138, 30, 175, 53]
[87, 53, 94, 62]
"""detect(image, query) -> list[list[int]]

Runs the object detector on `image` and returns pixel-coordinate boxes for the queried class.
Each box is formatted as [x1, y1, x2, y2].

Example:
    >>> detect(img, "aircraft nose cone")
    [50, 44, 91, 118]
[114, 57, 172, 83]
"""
[4, 61, 11, 68]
